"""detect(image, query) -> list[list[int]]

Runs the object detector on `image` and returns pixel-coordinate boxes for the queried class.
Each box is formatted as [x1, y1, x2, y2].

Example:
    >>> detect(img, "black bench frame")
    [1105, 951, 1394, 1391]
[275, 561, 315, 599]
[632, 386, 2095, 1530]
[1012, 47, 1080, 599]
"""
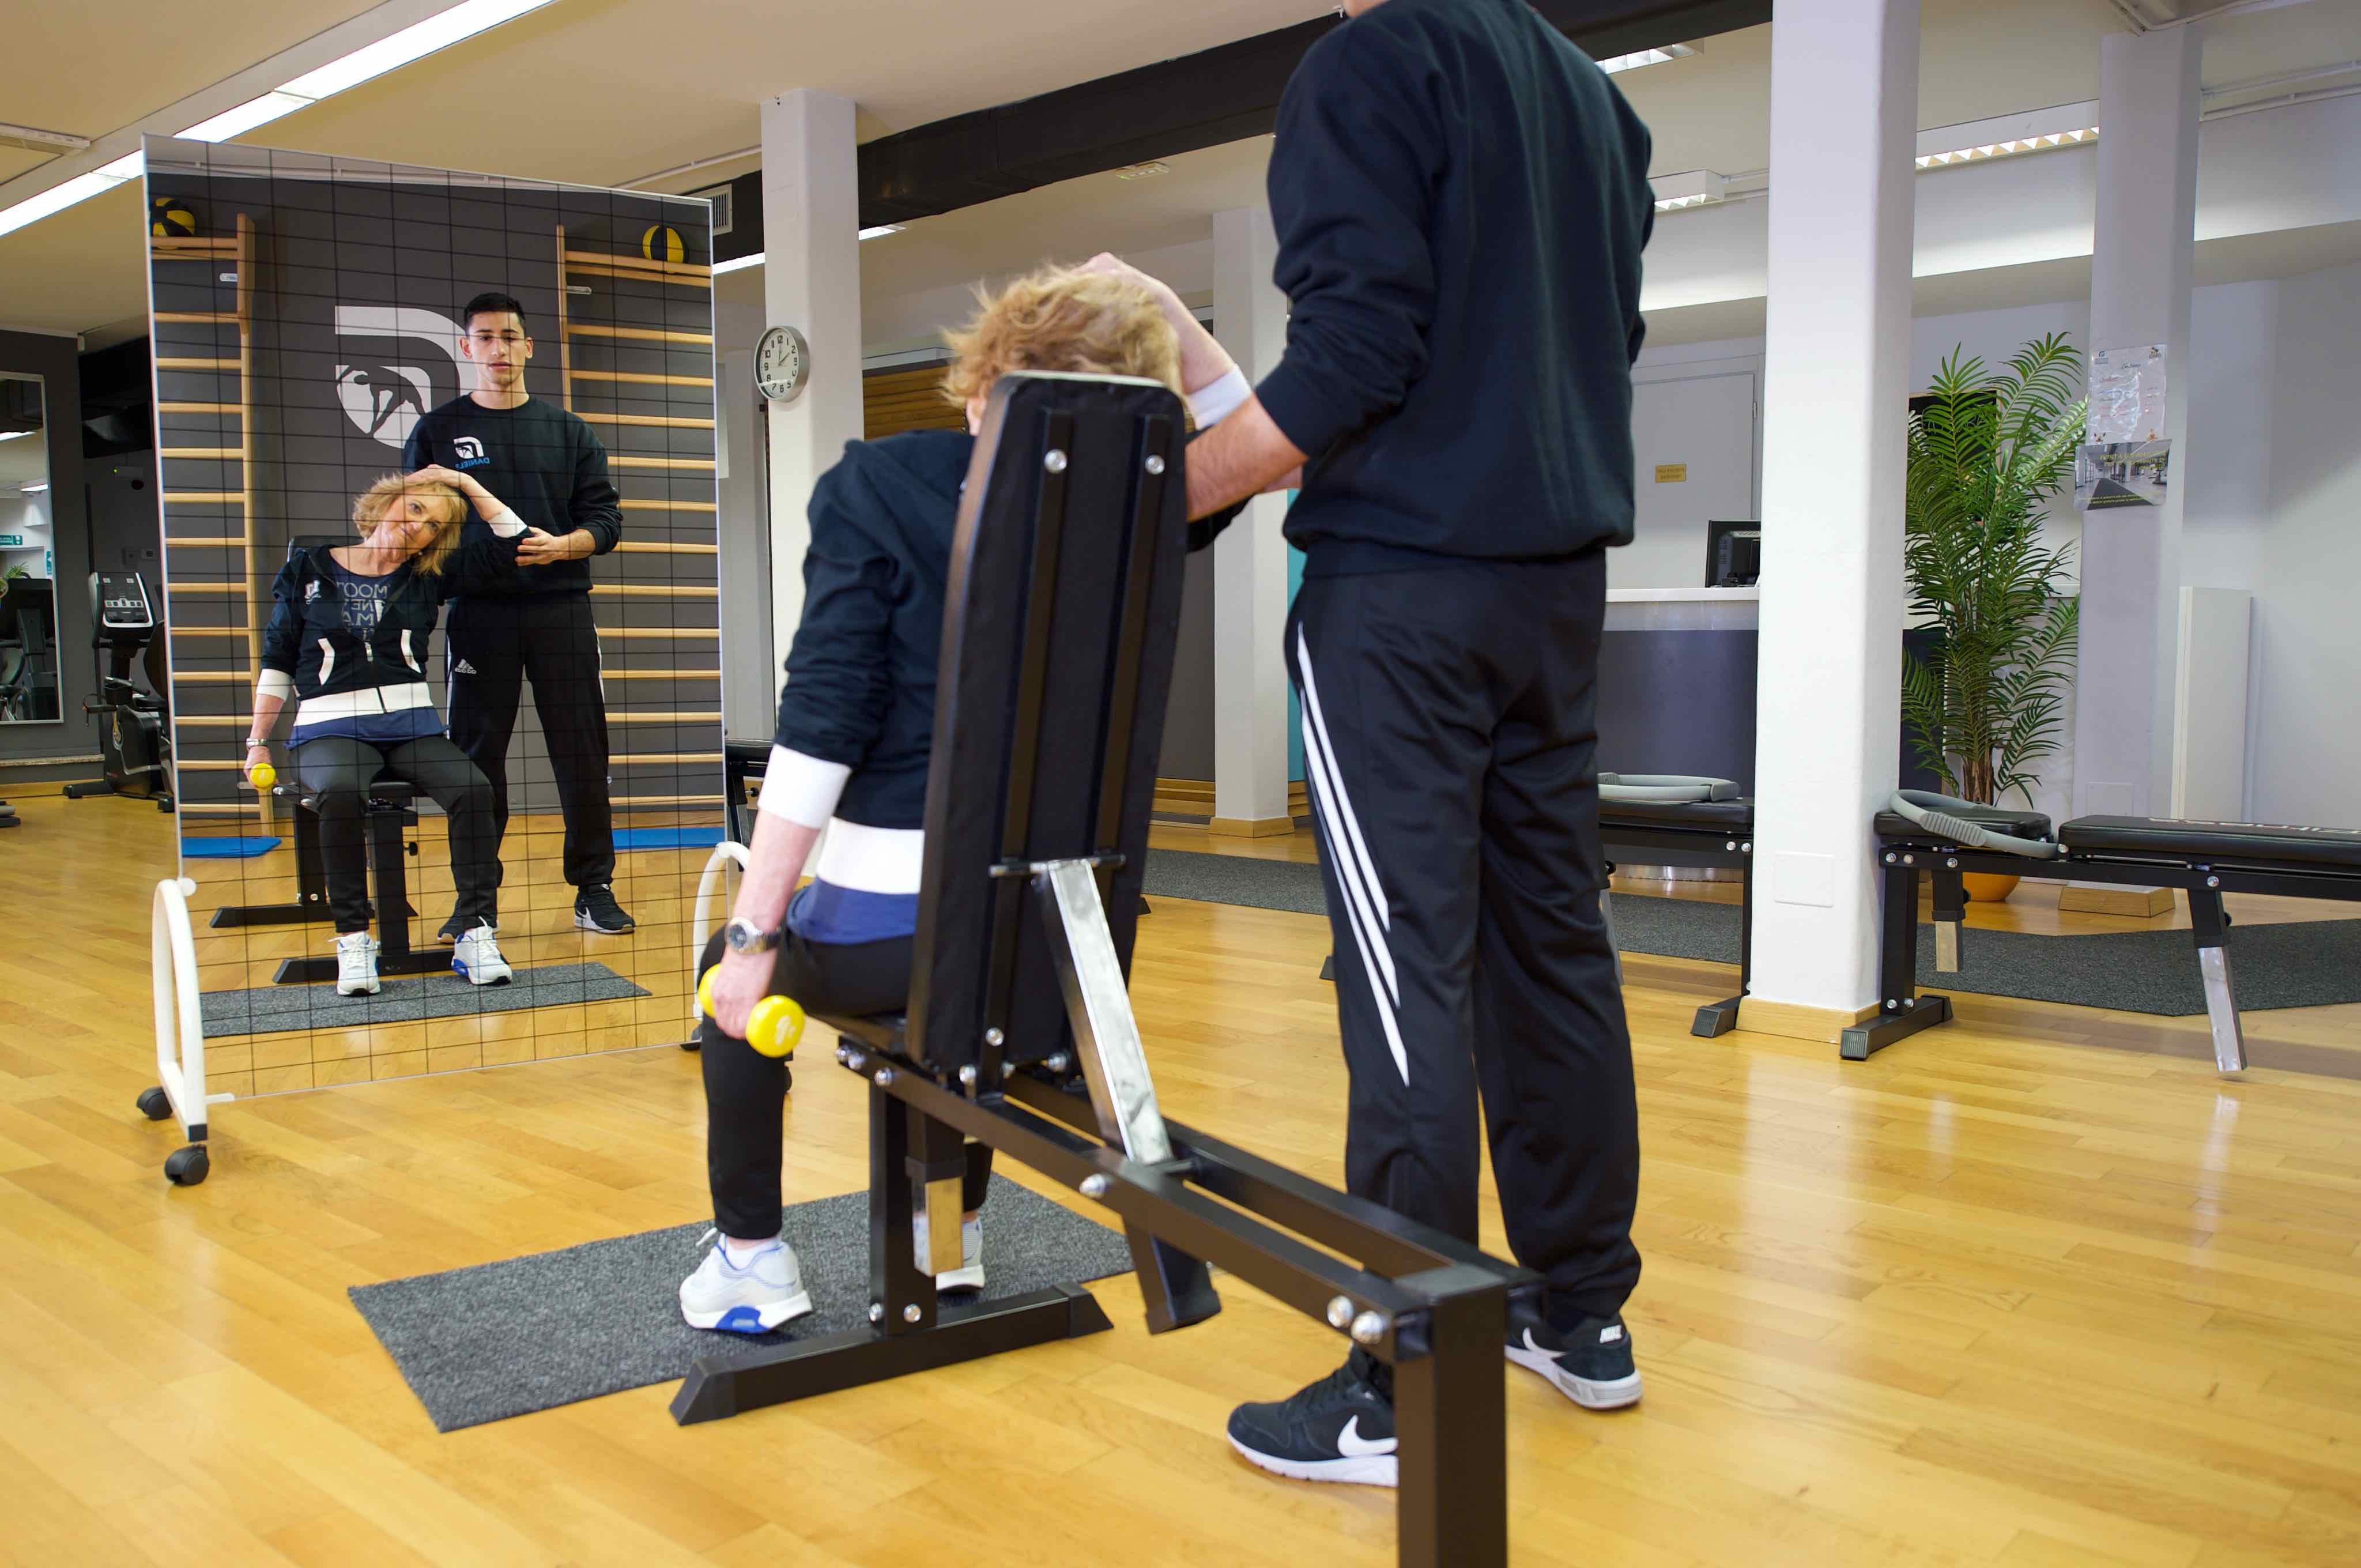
[1849, 822, 2361, 1070]
[1599, 813, 1753, 1037]
[671, 377, 1535, 1566]
[207, 777, 442, 986]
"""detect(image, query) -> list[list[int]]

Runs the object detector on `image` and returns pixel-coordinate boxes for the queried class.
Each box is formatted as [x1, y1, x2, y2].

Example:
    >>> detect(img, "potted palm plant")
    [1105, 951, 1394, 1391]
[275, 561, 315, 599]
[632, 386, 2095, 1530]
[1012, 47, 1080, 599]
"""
[1902, 333, 2085, 901]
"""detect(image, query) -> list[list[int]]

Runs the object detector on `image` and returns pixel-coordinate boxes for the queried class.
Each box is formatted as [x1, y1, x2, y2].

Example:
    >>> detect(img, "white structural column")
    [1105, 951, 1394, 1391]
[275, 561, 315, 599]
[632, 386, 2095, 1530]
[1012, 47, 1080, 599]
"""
[1745, 0, 1921, 1034]
[759, 89, 865, 665]
[2072, 29, 2200, 834]
[1209, 205, 1294, 836]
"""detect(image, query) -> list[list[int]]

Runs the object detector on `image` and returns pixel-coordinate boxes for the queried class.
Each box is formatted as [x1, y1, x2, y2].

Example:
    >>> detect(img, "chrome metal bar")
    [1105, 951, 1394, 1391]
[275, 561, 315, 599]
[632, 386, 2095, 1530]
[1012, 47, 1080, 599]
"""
[1036, 857, 1174, 1166]
[1934, 919, 1961, 973]
[2198, 947, 2247, 1073]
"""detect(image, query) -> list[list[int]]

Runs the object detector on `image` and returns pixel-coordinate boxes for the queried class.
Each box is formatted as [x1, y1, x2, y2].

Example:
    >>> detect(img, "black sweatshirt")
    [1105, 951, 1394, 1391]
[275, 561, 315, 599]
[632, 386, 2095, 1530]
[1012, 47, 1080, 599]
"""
[1257, 0, 1655, 575]
[401, 396, 623, 598]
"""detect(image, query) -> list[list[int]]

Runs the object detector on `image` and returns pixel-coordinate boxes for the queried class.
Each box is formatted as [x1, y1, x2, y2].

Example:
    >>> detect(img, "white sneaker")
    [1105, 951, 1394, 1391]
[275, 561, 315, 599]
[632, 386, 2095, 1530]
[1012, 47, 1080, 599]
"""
[335, 931, 381, 997]
[679, 1230, 813, 1334]
[914, 1212, 986, 1293]
[451, 922, 512, 986]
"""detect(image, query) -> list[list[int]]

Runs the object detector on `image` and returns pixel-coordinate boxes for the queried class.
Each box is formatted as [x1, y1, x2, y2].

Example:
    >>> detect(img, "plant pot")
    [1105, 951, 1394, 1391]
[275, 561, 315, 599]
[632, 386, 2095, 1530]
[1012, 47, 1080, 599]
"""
[1960, 872, 2020, 903]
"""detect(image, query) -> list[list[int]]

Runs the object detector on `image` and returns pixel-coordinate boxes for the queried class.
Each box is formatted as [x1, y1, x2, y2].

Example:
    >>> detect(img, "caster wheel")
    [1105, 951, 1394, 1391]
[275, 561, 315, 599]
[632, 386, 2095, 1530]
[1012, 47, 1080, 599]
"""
[164, 1146, 210, 1186]
[136, 1086, 172, 1121]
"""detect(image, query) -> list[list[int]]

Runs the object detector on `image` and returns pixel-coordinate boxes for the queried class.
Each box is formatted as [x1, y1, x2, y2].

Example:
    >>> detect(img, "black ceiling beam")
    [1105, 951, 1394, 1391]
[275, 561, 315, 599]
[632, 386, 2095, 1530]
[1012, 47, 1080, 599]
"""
[847, 0, 1771, 232]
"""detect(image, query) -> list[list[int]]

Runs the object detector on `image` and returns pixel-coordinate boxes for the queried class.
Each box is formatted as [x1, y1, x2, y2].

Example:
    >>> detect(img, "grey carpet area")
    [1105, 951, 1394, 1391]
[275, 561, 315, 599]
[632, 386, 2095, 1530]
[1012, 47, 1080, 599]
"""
[1144, 849, 2361, 1017]
[201, 962, 649, 1038]
[349, 1174, 1132, 1433]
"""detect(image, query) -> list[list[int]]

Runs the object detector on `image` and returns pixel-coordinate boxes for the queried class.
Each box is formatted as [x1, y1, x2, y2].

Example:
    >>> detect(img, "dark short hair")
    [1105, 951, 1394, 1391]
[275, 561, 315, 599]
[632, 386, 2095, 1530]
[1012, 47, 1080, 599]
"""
[462, 291, 528, 333]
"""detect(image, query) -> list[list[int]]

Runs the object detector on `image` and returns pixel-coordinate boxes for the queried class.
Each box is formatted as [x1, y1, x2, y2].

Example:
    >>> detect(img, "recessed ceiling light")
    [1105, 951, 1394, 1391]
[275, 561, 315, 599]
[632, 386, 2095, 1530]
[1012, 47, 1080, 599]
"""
[1650, 169, 1727, 212]
[21, 481, 50, 493]
[1598, 44, 1696, 75]
[858, 224, 906, 240]
[1916, 125, 2097, 169]
[1115, 162, 1171, 181]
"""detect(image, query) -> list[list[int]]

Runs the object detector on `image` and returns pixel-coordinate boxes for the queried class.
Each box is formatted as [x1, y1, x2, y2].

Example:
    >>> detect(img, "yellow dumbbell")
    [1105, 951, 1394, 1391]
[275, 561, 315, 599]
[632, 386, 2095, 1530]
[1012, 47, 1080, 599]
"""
[249, 762, 277, 790]
[697, 967, 805, 1059]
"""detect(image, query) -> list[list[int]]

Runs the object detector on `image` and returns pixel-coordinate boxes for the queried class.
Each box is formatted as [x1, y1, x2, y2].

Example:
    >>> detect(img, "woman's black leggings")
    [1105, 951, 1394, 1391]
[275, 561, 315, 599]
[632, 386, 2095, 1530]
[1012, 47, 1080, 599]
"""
[293, 734, 498, 934]
[696, 928, 993, 1240]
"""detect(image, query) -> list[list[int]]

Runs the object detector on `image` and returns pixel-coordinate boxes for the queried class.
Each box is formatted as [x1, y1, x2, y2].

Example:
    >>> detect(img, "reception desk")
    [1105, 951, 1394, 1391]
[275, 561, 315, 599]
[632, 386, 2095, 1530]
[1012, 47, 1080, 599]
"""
[1598, 587, 1760, 789]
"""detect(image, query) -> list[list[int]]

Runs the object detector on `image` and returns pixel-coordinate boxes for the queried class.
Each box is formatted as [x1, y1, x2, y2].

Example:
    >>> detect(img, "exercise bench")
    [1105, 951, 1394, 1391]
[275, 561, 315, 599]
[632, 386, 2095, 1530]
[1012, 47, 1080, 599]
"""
[208, 771, 443, 986]
[670, 374, 1536, 1567]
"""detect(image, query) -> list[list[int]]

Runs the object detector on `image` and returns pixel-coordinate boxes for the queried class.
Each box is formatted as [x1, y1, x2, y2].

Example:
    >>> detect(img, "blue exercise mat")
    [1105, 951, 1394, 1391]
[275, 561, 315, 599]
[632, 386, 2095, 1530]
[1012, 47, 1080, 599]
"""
[182, 836, 281, 860]
[614, 827, 722, 851]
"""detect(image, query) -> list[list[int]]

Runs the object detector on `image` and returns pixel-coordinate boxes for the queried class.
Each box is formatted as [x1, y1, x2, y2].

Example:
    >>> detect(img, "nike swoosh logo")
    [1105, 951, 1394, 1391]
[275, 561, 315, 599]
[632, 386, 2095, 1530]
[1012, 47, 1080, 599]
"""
[1337, 1415, 1397, 1457]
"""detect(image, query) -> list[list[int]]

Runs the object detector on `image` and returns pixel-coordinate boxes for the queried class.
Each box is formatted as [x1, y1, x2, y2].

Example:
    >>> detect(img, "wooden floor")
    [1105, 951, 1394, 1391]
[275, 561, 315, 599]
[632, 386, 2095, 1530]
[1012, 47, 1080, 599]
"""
[5, 794, 2361, 1565]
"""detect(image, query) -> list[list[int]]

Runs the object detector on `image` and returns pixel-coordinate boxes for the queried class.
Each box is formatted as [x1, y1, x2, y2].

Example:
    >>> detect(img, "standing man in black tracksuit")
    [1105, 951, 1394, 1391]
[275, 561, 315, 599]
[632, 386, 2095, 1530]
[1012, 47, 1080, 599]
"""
[404, 291, 636, 937]
[1176, 0, 1657, 1486]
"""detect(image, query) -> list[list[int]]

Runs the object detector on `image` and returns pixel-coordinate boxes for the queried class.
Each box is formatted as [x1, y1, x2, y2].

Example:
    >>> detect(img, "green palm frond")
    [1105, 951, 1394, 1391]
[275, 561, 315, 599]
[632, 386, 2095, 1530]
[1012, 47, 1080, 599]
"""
[1903, 336, 2085, 805]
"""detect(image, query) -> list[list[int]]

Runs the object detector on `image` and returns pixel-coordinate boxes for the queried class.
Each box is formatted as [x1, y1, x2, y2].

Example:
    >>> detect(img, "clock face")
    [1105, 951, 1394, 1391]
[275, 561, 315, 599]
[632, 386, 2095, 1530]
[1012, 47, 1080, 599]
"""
[757, 325, 809, 402]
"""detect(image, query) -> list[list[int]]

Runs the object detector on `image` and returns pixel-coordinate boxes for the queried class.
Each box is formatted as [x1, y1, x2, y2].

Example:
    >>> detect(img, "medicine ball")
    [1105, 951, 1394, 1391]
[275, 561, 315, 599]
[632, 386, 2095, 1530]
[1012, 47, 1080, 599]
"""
[150, 196, 199, 239]
[640, 224, 685, 263]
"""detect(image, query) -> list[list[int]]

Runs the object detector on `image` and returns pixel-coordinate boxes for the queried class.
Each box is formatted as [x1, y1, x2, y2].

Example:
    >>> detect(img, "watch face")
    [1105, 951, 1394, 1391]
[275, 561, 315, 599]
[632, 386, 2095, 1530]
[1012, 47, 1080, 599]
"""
[757, 325, 809, 402]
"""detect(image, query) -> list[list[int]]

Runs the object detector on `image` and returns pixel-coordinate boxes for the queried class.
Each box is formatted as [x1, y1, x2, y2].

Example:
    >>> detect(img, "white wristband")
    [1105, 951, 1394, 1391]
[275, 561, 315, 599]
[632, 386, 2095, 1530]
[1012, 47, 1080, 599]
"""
[1187, 366, 1252, 428]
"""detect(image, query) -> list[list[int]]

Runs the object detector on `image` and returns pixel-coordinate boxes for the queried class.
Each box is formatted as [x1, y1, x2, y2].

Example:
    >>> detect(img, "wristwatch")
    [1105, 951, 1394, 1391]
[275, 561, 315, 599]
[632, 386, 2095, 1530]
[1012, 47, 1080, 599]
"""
[722, 917, 784, 955]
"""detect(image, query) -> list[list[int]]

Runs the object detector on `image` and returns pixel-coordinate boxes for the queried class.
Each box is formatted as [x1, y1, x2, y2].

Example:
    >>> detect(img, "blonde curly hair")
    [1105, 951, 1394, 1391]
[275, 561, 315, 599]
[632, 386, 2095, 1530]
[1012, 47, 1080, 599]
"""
[350, 473, 466, 576]
[941, 263, 1185, 414]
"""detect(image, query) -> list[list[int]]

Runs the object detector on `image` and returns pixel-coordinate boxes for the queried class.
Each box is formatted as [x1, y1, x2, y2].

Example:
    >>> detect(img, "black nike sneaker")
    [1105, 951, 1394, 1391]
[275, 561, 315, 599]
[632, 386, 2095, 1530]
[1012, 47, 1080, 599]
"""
[574, 884, 636, 934]
[436, 913, 498, 945]
[1225, 1359, 1399, 1487]
[1506, 1311, 1643, 1410]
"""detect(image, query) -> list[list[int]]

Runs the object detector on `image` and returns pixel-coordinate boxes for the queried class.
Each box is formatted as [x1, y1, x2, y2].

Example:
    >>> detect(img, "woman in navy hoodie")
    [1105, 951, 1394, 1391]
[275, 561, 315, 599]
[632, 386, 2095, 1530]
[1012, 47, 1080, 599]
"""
[681, 262, 1255, 1334]
[242, 470, 526, 997]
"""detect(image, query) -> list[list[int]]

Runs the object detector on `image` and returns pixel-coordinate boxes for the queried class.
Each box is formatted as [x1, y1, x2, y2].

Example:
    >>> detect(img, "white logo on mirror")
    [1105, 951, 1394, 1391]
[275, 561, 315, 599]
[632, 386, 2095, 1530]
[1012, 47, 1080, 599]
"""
[333, 306, 466, 449]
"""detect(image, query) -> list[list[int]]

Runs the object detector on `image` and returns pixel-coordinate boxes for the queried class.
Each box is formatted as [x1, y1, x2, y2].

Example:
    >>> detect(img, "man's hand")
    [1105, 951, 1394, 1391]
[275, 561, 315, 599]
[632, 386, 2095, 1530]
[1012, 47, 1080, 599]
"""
[706, 946, 778, 1039]
[406, 463, 470, 489]
[515, 527, 594, 566]
[1083, 252, 1237, 395]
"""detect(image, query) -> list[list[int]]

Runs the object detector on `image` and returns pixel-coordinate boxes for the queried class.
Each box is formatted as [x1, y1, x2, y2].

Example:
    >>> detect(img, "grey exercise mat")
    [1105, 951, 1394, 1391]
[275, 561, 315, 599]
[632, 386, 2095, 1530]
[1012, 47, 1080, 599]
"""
[349, 1174, 1133, 1433]
[200, 961, 650, 1038]
[1145, 849, 2361, 1017]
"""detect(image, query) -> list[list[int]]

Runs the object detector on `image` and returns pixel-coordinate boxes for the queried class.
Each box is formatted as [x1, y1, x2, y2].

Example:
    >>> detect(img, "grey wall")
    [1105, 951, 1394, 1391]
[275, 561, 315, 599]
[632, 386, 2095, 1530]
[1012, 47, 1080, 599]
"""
[0, 331, 96, 779]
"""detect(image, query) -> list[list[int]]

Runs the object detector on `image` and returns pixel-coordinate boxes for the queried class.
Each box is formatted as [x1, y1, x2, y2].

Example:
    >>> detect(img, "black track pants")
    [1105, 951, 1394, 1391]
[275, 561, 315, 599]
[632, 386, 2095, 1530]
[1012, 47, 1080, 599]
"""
[695, 930, 993, 1241]
[444, 593, 615, 889]
[1287, 551, 1640, 1324]
[293, 734, 499, 934]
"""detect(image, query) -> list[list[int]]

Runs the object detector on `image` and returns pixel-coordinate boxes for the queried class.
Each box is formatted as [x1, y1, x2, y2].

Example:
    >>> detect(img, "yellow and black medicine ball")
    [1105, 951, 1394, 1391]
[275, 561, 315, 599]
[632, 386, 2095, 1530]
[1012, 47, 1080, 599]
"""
[150, 196, 200, 238]
[640, 224, 685, 263]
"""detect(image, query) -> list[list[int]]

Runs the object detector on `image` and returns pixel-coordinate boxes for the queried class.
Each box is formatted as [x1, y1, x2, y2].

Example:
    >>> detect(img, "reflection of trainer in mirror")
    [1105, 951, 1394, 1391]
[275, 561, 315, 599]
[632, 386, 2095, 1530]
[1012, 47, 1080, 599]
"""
[678, 266, 1253, 1336]
[244, 475, 526, 998]
[401, 291, 635, 938]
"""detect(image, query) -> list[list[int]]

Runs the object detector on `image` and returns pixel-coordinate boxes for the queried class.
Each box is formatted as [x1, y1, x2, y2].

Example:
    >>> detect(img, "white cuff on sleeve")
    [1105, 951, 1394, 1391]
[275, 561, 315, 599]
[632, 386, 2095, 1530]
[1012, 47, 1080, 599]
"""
[756, 744, 852, 830]
[257, 670, 295, 702]
[1187, 366, 1252, 428]
[487, 511, 527, 538]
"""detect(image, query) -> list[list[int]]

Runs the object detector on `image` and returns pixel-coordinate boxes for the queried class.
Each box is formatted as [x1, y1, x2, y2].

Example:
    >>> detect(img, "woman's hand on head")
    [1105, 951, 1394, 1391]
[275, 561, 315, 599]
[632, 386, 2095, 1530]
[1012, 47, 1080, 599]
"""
[707, 946, 776, 1039]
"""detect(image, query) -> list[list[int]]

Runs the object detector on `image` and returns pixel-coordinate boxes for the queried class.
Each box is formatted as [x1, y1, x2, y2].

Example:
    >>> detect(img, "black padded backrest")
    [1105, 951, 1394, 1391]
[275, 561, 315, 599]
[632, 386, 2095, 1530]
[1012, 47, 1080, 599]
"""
[2060, 816, 2361, 870]
[903, 374, 1190, 1075]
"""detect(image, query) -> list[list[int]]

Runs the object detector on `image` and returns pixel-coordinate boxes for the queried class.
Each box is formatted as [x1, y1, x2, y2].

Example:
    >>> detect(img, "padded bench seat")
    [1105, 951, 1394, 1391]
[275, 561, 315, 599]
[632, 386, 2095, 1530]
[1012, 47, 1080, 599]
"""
[1600, 797, 1756, 831]
[1872, 806, 2052, 843]
[2060, 816, 2361, 869]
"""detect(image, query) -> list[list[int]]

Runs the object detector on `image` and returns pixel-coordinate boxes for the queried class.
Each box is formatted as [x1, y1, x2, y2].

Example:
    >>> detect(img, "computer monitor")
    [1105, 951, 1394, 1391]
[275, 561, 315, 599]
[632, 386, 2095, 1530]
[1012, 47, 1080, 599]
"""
[1705, 520, 1760, 588]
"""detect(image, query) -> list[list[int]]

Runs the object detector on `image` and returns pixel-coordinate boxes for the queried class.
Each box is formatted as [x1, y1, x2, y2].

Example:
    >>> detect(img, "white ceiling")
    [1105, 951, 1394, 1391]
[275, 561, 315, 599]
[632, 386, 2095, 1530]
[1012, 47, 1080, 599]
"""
[5, 0, 2360, 346]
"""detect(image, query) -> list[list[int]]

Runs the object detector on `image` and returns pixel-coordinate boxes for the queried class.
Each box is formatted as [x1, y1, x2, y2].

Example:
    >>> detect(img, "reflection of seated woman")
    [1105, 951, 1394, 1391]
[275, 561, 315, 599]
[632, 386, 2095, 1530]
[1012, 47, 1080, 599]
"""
[242, 470, 526, 997]
[682, 262, 1253, 1334]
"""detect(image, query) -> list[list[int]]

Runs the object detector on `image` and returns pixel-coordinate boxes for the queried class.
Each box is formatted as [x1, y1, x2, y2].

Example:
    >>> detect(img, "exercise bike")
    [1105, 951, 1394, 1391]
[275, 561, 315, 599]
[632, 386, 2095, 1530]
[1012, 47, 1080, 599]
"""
[63, 572, 175, 812]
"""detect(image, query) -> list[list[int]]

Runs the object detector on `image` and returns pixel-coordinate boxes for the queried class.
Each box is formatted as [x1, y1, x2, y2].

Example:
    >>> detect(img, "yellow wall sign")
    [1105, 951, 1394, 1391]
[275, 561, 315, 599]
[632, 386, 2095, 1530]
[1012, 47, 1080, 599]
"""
[1654, 463, 1688, 484]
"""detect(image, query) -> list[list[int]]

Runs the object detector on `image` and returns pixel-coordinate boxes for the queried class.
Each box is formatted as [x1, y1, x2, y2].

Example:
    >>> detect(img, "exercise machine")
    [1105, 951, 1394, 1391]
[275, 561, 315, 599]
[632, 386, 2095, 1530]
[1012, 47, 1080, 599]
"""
[672, 375, 1533, 1566]
[63, 571, 174, 810]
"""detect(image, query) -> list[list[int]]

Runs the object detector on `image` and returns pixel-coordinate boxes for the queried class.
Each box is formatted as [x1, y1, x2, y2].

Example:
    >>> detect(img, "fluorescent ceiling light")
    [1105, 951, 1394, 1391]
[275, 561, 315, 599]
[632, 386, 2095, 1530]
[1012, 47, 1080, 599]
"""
[0, 431, 31, 442]
[280, 0, 557, 99]
[21, 481, 50, 493]
[712, 252, 764, 275]
[858, 224, 904, 240]
[1916, 125, 2096, 169]
[0, 170, 130, 239]
[1650, 169, 1726, 212]
[1598, 44, 1696, 75]
[0, 1, 559, 235]
[179, 91, 315, 144]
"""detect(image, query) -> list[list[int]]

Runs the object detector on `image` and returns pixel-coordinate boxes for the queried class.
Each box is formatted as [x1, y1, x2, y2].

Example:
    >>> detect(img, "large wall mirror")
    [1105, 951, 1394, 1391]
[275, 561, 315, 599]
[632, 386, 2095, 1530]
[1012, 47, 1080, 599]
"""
[145, 136, 722, 1093]
[0, 374, 62, 724]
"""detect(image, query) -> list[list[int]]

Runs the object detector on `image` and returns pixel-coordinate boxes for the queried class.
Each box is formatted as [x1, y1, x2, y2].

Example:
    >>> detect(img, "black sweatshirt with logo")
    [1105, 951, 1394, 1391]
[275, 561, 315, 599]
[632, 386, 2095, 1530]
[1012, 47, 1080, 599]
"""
[402, 395, 623, 598]
[1255, 0, 1656, 575]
